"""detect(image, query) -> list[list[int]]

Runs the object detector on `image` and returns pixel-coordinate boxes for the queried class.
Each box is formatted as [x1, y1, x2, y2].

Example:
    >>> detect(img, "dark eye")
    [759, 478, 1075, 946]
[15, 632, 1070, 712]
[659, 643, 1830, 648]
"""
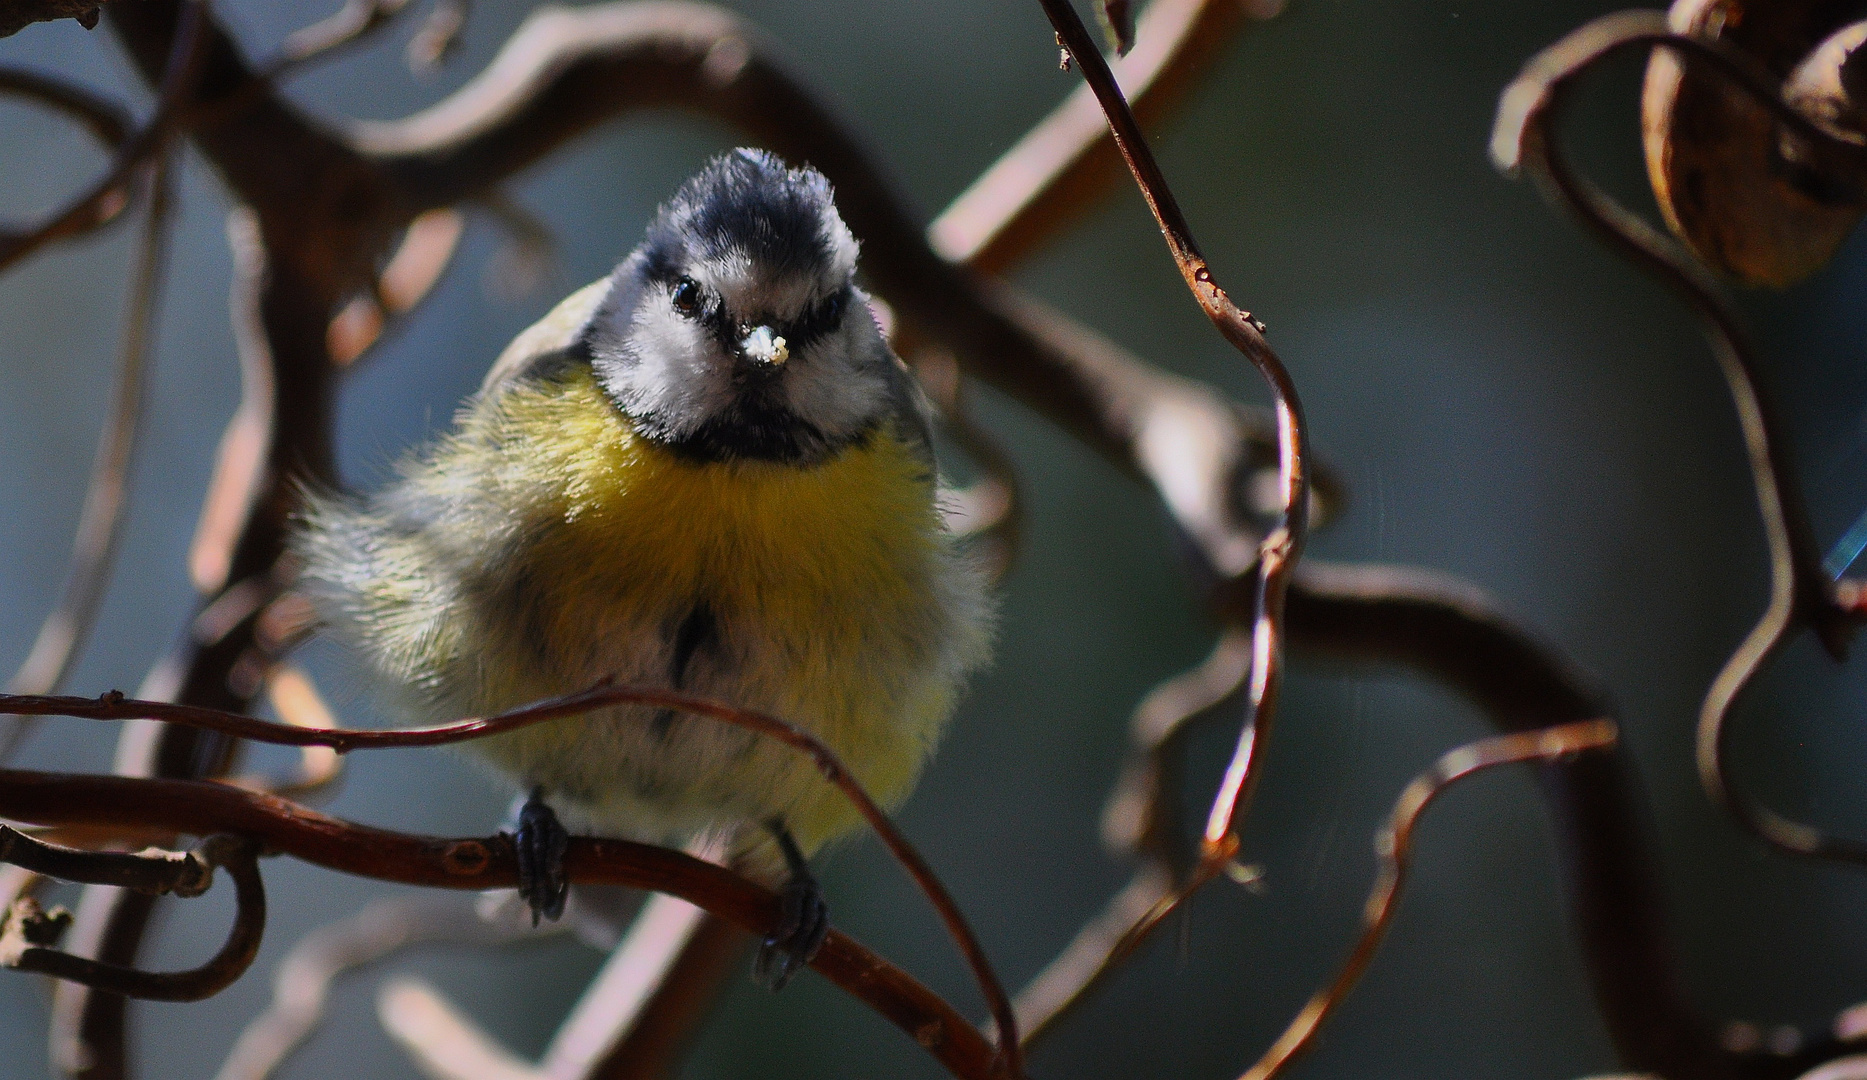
[819, 292, 843, 325]
[671, 277, 703, 317]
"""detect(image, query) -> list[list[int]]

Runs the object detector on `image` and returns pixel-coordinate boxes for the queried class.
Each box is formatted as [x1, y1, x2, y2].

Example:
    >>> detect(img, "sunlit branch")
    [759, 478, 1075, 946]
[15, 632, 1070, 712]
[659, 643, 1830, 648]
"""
[1032, 0, 1310, 883]
[931, 0, 1275, 274]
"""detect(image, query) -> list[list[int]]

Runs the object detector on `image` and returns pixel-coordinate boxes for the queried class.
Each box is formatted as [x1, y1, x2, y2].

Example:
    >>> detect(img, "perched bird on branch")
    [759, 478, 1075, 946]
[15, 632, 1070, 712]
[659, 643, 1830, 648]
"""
[293, 148, 995, 988]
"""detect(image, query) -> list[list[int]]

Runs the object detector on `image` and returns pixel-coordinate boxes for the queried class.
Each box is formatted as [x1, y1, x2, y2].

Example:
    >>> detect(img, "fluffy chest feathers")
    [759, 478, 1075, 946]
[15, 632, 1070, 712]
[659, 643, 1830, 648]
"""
[300, 365, 988, 850]
[484, 367, 946, 686]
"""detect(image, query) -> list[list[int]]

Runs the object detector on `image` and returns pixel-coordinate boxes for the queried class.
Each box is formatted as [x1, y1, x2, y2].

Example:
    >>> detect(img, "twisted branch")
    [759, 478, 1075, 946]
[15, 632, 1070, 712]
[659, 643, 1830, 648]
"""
[0, 681, 1021, 1075]
[0, 0, 203, 270]
[1036, 0, 1309, 892]
[1239, 718, 1620, 1080]
[1493, 9, 1867, 866]
[5, 835, 264, 1003]
[0, 768, 1003, 1080]
[0, 4, 1751, 1079]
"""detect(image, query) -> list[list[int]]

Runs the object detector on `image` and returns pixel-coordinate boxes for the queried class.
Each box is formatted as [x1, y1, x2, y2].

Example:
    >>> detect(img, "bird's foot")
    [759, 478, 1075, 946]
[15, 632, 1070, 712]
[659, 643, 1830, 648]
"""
[513, 788, 569, 926]
[755, 872, 828, 991]
[753, 821, 828, 991]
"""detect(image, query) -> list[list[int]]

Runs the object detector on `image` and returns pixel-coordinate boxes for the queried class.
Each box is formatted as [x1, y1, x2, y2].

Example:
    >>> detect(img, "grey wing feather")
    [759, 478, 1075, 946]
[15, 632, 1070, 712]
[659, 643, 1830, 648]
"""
[479, 277, 614, 395]
[877, 343, 937, 467]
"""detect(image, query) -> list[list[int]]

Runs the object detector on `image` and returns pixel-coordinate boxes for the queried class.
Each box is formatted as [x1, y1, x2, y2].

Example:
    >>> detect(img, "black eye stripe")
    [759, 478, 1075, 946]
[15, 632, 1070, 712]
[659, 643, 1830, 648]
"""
[655, 276, 853, 354]
[778, 286, 853, 352]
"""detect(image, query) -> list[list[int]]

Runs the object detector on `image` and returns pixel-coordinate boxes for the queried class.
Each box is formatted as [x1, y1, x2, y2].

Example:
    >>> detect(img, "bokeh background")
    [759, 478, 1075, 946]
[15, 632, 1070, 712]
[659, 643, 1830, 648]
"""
[5, 1, 1867, 1077]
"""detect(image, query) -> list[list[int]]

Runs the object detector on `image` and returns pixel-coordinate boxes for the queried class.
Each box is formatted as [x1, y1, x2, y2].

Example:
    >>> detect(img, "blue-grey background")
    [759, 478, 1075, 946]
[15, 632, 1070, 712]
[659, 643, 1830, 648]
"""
[4, 1, 1867, 1077]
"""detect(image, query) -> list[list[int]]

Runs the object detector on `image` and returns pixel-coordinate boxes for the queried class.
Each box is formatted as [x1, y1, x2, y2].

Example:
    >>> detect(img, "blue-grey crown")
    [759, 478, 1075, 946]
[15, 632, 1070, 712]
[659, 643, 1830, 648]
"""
[639, 148, 842, 282]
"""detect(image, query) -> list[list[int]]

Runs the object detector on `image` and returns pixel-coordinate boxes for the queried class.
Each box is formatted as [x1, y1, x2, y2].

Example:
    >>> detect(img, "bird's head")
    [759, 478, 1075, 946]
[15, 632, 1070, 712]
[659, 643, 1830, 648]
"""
[591, 148, 897, 464]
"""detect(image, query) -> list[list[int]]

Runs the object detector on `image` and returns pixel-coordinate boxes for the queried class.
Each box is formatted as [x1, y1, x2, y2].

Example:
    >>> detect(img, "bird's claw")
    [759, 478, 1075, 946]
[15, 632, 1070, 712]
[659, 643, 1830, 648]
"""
[514, 789, 569, 926]
[755, 871, 828, 991]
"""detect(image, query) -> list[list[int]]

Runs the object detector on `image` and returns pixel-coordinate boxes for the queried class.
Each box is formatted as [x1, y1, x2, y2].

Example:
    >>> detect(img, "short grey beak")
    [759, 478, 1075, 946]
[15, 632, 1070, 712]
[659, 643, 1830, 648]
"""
[740, 325, 790, 367]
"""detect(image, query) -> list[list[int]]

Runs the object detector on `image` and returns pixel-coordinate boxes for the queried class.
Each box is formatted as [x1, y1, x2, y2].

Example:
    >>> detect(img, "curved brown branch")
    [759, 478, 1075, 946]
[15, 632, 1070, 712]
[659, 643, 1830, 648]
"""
[930, 0, 1273, 274]
[1239, 719, 1620, 1080]
[1493, 10, 1867, 866]
[6, 836, 264, 1003]
[1283, 561, 1736, 1080]
[0, 65, 136, 250]
[1033, 0, 1310, 869]
[230, 665, 343, 799]
[261, 0, 412, 79]
[0, 769, 1002, 1080]
[1008, 627, 1252, 1046]
[0, 0, 203, 271]
[0, 826, 214, 896]
[1, 152, 174, 764]
[0, 682, 1022, 1075]
[0, 67, 129, 147]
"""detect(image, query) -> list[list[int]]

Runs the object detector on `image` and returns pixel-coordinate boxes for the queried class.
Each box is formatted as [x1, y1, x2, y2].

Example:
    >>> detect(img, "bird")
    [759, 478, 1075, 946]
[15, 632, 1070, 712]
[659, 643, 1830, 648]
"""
[292, 148, 995, 988]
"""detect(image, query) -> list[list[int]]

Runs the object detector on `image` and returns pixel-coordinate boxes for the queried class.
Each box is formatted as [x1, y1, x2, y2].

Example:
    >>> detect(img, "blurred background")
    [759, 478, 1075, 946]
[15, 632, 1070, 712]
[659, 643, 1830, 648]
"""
[4, 0, 1867, 1077]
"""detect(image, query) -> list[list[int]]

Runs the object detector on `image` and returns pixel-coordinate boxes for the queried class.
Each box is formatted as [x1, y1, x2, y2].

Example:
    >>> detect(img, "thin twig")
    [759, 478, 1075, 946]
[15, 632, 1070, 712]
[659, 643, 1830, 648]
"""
[5, 835, 263, 1003]
[1032, 0, 1311, 871]
[1238, 719, 1620, 1080]
[1493, 10, 1867, 865]
[0, 67, 131, 149]
[1007, 626, 1253, 1046]
[0, 825, 213, 896]
[0, 768, 1002, 1080]
[0, 682, 1022, 1075]
[1, 151, 174, 764]
[0, 0, 204, 271]
[1283, 561, 1737, 1080]
[221, 665, 343, 799]
[930, 0, 1270, 274]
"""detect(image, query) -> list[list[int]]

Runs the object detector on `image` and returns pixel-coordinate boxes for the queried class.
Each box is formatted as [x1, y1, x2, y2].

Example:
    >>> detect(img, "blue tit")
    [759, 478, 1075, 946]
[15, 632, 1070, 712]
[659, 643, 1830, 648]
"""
[292, 149, 994, 983]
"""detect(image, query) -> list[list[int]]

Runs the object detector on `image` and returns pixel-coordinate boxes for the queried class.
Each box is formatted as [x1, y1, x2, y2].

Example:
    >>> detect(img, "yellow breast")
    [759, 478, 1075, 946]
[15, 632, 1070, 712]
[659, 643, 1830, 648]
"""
[494, 367, 941, 651]
[439, 366, 958, 848]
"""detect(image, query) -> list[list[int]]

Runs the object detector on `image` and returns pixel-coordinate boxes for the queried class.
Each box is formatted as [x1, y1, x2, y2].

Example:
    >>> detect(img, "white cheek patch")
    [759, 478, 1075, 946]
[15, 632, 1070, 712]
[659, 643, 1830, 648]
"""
[781, 316, 893, 436]
[600, 301, 736, 439]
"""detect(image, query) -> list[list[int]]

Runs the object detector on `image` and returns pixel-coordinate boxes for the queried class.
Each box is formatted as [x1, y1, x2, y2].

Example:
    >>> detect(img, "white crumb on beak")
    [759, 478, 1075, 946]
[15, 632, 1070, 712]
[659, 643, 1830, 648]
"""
[742, 325, 789, 366]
